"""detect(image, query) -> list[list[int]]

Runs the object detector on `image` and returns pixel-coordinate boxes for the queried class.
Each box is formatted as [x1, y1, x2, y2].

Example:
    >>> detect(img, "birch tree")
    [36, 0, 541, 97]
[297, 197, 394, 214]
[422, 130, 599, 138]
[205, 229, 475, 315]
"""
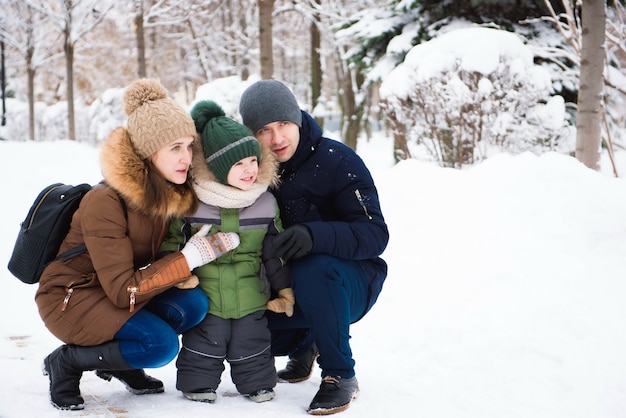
[542, 0, 616, 172]
[575, 0, 606, 170]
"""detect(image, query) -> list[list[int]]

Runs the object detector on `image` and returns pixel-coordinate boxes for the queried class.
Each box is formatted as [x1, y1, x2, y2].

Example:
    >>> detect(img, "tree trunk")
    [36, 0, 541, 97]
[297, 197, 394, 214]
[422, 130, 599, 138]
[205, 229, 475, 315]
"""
[64, 21, 75, 141]
[25, 37, 36, 140]
[341, 62, 359, 151]
[239, 5, 249, 81]
[575, 0, 606, 170]
[310, 0, 322, 113]
[1, 40, 5, 129]
[27, 66, 35, 140]
[258, 0, 274, 80]
[332, 47, 360, 151]
[135, 0, 146, 78]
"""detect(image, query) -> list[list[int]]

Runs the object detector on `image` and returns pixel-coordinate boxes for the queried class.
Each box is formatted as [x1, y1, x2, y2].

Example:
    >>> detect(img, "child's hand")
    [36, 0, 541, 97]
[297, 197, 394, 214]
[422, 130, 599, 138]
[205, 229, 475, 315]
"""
[267, 288, 295, 317]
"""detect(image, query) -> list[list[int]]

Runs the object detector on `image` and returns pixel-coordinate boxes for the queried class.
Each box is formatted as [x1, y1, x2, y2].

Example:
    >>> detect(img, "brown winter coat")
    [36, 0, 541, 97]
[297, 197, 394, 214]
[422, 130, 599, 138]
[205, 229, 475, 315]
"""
[35, 127, 197, 346]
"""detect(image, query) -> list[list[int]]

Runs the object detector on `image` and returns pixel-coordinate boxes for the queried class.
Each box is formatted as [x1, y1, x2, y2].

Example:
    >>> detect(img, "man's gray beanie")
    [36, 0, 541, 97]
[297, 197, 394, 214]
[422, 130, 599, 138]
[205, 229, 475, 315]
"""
[239, 80, 302, 133]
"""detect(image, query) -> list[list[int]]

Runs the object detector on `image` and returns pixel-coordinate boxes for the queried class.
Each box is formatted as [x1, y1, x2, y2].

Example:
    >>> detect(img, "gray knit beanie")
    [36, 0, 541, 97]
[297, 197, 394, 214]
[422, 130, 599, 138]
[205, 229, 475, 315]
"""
[123, 78, 196, 159]
[239, 80, 302, 133]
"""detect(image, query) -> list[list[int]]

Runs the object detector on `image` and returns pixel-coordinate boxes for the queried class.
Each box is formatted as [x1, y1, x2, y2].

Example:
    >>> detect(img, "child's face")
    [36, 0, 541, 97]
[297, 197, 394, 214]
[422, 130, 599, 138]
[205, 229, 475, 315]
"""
[227, 156, 259, 190]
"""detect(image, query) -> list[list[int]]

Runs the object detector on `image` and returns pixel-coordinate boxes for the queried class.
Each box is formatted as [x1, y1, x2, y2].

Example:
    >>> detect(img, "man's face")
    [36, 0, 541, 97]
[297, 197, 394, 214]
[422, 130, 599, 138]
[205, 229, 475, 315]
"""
[254, 121, 300, 163]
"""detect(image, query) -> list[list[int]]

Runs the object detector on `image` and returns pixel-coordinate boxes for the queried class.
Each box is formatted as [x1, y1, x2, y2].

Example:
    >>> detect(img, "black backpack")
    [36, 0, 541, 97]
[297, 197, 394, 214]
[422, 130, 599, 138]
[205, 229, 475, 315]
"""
[7, 183, 126, 284]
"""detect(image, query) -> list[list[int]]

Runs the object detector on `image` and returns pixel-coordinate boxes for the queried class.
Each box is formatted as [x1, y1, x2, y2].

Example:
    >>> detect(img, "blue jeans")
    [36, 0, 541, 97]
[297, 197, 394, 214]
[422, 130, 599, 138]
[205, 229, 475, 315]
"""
[115, 287, 208, 369]
[267, 254, 369, 379]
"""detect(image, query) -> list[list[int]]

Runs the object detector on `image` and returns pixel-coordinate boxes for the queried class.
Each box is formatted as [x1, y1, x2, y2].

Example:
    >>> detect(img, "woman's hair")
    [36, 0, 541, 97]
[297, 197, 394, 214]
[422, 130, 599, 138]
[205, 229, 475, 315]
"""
[143, 159, 198, 217]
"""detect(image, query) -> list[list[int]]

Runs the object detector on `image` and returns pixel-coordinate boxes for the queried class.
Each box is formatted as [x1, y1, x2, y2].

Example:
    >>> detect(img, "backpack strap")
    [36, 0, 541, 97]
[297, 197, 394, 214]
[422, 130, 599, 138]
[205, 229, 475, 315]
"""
[54, 187, 127, 262]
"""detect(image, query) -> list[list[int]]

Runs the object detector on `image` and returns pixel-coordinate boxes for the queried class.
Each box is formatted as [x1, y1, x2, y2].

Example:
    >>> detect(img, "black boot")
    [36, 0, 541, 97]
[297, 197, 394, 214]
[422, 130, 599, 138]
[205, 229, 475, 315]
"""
[277, 343, 318, 383]
[307, 376, 359, 415]
[96, 369, 164, 395]
[42, 342, 132, 410]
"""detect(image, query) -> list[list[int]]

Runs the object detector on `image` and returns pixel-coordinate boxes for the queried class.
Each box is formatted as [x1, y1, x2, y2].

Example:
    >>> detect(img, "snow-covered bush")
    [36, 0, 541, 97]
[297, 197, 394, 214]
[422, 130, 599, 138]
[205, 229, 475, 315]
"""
[380, 27, 573, 168]
[0, 98, 44, 141]
[87, 87, 126, 144]
[1, 89, 126, 144]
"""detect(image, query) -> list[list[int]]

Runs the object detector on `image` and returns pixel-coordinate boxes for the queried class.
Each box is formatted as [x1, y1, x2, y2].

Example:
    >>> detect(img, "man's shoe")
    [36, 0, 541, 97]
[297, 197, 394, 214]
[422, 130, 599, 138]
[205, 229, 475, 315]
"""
[248, 388, 275, 403]
[96, 369, 164, 395]
[183, 389, 217, 403]
[277, 344, 318, 383]
[307, 376, 359, 415]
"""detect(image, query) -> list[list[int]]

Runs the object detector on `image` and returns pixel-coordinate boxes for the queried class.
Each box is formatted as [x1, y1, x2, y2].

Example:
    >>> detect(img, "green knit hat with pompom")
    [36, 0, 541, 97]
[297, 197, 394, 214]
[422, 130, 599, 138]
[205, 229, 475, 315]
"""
[191, 100, 261, 184]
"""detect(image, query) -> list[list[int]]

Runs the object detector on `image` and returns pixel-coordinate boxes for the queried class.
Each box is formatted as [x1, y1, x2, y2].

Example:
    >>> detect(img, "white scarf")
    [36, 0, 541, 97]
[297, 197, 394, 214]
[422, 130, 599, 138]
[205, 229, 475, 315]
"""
[193, 179, 269, 209]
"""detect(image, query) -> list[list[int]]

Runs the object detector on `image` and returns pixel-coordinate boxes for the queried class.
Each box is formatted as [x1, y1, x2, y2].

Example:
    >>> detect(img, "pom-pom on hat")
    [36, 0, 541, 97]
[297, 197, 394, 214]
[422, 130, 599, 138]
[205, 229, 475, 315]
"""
[123, 78, 196, 159]
[191, 100, 261, 185]
[239, 79, 302, 133]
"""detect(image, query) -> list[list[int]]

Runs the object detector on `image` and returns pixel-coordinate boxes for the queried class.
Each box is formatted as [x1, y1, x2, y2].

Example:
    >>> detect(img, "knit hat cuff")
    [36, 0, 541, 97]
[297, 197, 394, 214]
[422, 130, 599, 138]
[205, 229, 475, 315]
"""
[206, 136, 257, 164]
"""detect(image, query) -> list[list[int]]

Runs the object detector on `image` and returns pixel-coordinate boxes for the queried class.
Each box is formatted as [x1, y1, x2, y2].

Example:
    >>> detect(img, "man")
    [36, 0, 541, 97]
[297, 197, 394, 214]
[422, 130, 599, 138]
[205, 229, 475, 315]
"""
[239, 80, 389, 415]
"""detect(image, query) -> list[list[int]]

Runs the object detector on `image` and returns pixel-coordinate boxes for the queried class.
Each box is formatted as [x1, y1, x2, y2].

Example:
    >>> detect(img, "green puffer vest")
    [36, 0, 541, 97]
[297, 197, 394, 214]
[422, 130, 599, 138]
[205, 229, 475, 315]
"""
[167, 191, 280, 319]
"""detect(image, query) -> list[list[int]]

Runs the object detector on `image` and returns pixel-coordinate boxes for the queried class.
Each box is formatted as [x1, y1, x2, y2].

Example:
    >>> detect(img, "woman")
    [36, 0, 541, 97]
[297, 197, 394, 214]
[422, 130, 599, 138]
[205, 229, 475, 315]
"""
[35, 79, 239, 410]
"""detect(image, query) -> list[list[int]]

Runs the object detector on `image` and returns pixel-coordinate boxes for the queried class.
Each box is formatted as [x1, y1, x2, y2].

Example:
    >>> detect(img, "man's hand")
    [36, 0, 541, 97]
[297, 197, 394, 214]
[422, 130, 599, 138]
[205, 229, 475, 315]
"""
[272, 225, 312, 262]
[175, 275, 199, 289]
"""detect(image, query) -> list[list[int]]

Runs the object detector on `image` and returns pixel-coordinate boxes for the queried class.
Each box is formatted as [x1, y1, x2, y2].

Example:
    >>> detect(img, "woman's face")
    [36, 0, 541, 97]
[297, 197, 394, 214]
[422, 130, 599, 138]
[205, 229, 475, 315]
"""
[151, 136, 195, 184]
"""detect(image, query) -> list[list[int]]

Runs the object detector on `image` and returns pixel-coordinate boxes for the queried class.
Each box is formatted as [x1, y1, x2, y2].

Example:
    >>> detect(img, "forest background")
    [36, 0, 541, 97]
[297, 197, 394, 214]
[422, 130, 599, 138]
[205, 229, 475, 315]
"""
[0, 0, 625, 172]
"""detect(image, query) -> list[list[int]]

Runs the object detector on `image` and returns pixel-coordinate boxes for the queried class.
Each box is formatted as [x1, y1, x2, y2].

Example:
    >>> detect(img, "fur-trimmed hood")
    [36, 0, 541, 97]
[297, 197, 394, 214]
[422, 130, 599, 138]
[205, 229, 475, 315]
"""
[99, 127, 197, 218]
[191, 140, 279, 209]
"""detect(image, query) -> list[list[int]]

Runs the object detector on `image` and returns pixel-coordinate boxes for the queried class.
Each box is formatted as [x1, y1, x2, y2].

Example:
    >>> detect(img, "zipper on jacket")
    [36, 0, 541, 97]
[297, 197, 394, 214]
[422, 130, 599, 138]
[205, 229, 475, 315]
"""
[354, 189, 372, 220]
[59, 275, 94, 312]
[128, 286, 138, 312]
[61, 288, 74, 312]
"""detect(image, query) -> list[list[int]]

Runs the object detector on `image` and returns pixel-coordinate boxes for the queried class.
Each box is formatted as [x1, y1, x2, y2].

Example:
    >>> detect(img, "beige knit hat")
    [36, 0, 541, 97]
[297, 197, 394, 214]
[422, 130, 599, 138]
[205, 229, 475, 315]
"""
[123, 78, 196, 159]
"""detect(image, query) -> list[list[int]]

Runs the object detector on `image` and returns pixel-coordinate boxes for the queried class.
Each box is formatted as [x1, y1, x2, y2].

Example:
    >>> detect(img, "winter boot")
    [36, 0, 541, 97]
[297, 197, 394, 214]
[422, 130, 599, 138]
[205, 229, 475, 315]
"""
[183, 389, 218, 403]
[96, 369, 164, 395]
[277, 343, 318, 383]
[307, 376, 359, 415]
[42, 342, 132, 410]
[248, 388, 275, 403]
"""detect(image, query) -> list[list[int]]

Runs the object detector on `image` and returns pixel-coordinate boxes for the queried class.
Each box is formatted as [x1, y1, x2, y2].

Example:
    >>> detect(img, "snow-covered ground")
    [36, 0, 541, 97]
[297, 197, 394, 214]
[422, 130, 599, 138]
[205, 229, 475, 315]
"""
[1, 136, 626, 417]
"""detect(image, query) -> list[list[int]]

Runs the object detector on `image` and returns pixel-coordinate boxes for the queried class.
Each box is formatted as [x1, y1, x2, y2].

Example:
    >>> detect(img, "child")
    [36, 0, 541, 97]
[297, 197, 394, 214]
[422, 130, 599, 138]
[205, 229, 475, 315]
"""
[164, 100, 294, 403]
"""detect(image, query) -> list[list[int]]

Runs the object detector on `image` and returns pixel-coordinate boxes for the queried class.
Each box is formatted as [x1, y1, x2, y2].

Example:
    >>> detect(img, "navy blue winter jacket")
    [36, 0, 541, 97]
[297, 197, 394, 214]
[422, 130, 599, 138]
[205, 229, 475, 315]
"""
[272, 111, 389, 313]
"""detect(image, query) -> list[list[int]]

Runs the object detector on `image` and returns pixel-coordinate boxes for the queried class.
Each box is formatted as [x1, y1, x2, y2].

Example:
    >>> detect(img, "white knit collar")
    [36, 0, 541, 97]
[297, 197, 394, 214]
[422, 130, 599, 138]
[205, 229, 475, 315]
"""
[193, 179, 268, 209]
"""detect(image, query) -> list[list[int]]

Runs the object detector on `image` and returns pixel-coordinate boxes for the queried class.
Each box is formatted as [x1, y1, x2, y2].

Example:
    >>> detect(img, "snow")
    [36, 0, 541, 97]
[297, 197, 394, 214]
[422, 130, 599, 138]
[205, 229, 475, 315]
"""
[1, 136, 626, 417]
[0, 23, 625, 418]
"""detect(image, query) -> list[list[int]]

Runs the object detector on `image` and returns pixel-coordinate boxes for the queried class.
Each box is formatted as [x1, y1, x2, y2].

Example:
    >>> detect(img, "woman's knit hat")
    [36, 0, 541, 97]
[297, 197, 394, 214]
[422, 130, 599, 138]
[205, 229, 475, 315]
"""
[191, 100, 261, 185]
[123, 78, 196, 159]
[238, 79, 302, 133]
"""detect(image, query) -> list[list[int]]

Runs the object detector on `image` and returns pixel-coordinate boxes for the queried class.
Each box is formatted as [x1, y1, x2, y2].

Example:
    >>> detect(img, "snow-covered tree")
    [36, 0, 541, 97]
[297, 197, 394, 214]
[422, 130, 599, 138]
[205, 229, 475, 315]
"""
[0, 1, 58, 140]
[32, 0, 112, 140]
[537, 0, 626, 175]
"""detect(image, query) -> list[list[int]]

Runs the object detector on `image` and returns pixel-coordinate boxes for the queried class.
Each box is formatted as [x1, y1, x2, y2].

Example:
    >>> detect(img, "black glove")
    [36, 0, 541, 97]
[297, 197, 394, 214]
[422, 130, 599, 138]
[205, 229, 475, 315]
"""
[272, 225, 313, 262]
